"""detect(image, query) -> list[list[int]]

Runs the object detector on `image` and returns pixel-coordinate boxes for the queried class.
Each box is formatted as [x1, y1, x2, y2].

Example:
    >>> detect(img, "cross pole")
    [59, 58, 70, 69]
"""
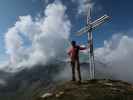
[76, 8, 110, 80]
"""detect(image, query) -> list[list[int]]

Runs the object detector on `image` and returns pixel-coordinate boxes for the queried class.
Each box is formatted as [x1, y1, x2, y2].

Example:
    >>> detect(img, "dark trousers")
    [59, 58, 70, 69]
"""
[70, 59, 81, 81]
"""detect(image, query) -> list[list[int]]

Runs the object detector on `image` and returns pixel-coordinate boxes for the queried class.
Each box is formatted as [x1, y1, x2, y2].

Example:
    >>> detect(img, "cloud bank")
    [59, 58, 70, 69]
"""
[95, 33, 133, 82]
[4, 1, 71, 71]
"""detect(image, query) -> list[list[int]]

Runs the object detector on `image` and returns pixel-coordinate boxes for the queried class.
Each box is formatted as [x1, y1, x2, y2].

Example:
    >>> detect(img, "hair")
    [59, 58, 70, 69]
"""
[71, 40, 76, 46]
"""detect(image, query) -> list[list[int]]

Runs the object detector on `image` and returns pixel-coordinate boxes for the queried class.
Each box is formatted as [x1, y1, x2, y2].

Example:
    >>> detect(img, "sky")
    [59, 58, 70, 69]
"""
[0, 0, 133, 65]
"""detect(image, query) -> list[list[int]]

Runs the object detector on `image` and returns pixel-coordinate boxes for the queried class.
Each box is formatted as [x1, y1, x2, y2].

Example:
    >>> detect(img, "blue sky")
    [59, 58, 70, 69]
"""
[0, 0, 133, 63]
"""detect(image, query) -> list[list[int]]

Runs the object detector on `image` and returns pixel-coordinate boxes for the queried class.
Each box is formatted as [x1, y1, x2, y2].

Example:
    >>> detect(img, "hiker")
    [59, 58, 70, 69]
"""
[67, 41, 88, 82]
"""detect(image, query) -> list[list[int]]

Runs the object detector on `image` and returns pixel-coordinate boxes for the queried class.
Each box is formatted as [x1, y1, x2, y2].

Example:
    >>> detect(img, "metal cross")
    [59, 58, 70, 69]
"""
[76, 8, 110, 79]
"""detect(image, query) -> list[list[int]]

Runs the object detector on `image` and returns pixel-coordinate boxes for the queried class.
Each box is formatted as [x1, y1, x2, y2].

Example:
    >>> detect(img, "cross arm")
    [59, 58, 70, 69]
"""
[76, 26, 90, 36]
[90, 14, 110, 29]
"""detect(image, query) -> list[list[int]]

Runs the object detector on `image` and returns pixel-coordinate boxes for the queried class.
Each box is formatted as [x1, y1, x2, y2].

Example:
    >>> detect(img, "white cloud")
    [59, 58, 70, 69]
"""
[72, 0, 103, 15]
[77, 0, 94, 14]
[95, 33, 133, 82]
[5, 27, 23, 64]
[4, 1, 71, 71]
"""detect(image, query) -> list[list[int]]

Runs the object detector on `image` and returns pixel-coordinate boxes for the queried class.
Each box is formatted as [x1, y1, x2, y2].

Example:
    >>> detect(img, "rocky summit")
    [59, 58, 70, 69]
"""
[38, 79, 133, 100]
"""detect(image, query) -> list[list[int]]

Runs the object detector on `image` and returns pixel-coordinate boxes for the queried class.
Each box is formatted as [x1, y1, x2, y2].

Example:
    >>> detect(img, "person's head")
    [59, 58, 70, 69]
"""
[71, 40, 76, 47]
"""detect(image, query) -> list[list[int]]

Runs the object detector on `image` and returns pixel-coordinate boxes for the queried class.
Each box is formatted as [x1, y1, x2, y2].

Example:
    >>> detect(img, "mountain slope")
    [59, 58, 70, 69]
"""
[38, 79, 133, 100]
[0, 60, 128, 100]
[0, 61, 65, 100]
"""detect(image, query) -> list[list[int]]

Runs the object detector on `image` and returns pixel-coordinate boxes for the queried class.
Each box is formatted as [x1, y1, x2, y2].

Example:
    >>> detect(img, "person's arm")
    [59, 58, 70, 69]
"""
[79, 46, 86, 50]
[79, 45, 90, 50]
[79, 42, 90, 50]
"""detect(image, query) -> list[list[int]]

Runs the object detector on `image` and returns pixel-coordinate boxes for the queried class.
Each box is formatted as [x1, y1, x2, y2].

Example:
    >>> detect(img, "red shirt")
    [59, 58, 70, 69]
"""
[68, 45, 86, 61]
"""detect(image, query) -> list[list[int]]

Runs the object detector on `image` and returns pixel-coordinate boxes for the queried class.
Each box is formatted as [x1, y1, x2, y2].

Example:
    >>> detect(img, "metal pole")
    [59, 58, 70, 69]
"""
[92, 52, 95, 79]
[87, 8, 93, 79]
[90, 23, 95, 79]
[89, 31, 93, 79]
[91, 32, 95, 79]
[87, 8, 95, 79]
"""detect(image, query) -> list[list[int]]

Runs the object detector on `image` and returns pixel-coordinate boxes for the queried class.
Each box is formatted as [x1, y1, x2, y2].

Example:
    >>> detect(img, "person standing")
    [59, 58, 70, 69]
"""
[68, 41, 87, 83]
